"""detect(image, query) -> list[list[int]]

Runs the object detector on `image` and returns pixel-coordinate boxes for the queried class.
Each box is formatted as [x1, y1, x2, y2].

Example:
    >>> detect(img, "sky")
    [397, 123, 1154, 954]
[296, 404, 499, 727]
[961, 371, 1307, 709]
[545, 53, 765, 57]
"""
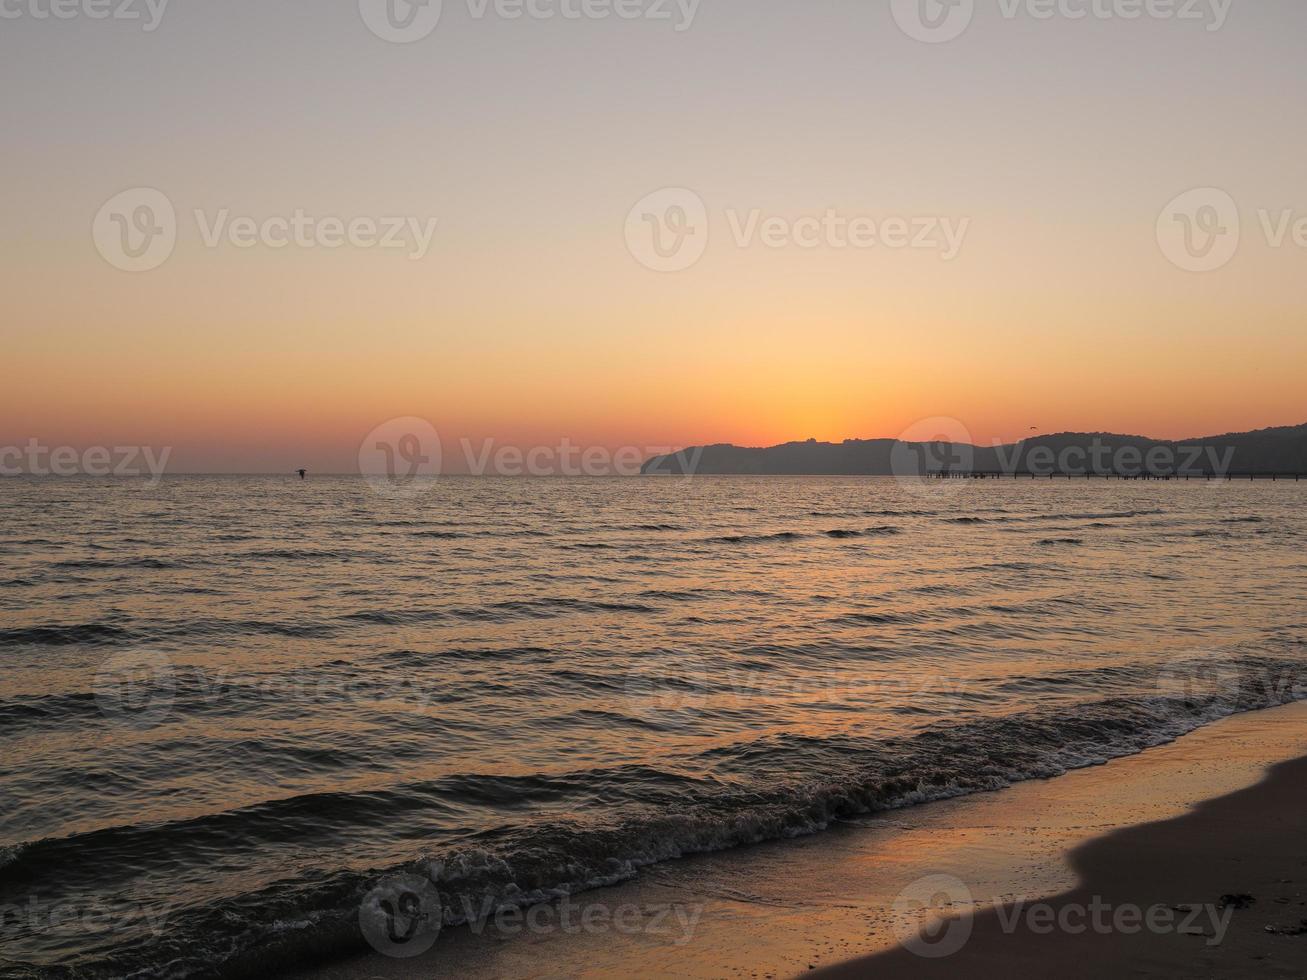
[3, 0, 1305, 472]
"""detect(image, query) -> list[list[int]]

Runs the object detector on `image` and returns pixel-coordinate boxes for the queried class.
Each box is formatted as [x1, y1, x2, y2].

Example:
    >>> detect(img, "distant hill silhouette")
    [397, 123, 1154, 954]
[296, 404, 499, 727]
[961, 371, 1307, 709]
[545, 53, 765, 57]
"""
[642, 424, 1307, 477]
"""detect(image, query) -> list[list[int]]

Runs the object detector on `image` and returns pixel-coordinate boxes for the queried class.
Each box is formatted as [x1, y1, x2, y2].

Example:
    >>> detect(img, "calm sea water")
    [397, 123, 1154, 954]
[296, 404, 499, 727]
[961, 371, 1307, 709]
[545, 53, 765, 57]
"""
[2, 476, 1305, 977]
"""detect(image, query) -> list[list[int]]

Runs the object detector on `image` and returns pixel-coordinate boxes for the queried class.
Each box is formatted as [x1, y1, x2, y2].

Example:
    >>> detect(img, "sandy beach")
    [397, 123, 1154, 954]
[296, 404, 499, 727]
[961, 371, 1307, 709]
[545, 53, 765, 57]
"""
[820, 739, 1307, 978]
[292, 700, 1307, 980]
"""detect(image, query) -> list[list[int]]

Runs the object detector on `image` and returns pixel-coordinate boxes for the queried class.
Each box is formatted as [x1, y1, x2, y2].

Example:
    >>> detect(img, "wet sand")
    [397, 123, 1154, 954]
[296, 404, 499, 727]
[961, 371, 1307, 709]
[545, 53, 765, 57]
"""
[817, 751, 1307, 978]
[296, 700, 1307, 980]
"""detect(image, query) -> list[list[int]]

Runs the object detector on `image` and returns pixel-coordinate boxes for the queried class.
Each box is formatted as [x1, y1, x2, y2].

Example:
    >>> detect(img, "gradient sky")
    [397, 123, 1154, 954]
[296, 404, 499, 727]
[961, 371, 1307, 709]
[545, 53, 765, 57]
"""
[3, 0, 1305, 472]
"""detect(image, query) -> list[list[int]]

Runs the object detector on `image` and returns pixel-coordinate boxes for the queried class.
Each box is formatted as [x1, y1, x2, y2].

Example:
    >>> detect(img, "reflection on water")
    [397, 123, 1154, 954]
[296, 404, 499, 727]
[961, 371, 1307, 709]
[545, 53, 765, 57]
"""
[1, 476, 1304, 976]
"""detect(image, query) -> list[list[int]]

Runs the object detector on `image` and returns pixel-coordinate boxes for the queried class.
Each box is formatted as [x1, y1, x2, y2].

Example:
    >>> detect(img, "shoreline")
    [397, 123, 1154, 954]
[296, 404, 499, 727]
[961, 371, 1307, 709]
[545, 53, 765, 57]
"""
[293, 699, 1307, 979]
[819, 748, 1307, 978]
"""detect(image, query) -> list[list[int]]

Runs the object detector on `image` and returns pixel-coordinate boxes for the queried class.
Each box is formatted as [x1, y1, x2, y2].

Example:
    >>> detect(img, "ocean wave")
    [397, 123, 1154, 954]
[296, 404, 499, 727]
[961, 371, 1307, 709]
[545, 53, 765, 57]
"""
[830, 611, 915, 626]
[707, 531, 806, 544]
[241, 548, 371, 560]
[450, 597, 660, 622]
[0, 691, 102, 731]
[946, 510, 1161, 527]
[375, 645, 549, 667]
[51, 557, 189, 570]
[155, 619, 339, 640]
[11, 658, 1302, 979]
[823, 526, 901, 539]
[4, 479, 1301, 980]
[636, 589, 710, 602]
[0, 623, 131, 648]
[808, 509, 933, 519]
[340, 608, 448, 626]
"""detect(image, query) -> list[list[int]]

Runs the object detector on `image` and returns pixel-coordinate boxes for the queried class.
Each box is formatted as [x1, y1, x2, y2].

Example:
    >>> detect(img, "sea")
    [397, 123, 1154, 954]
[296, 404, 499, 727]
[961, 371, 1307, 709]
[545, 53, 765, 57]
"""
[2, 475, 1305, 977]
